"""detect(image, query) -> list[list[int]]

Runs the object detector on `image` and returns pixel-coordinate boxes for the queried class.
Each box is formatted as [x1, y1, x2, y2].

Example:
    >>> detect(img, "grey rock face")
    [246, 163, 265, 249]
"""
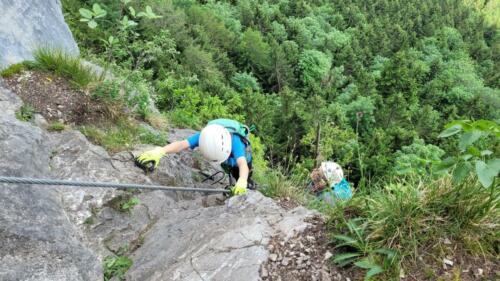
[0, 0, 79, 68]
[0, 85, 101, 281]
[126, 192, 315, 281]
[1, 82, 319, 281]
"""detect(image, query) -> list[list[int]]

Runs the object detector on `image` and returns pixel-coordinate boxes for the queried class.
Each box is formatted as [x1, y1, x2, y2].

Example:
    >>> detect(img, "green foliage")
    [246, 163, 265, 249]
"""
[329, 176, 499, 278]
[231, 72, 260, 92]
[436, 120, 499, 187]
[92, 80, 121, 102]
[298, 50, 331, 89]
[332, 219, 397, 280]
[165, 86, 232, 129]
[79, 3, 107, 29]
[394, 139, 445, 176]
[238, 28, 271, 72]
[15, 105, 35, 122]
[120, 197, 139, 213]
[32, 49, 98, 88]
[63, 0, 499, 186]
[103, 255, 132, 281]
[79, 120, 166, 152]
[0, 63, 25, 78]
[47, 121, 66, 132]
[257, 169, 312, 205]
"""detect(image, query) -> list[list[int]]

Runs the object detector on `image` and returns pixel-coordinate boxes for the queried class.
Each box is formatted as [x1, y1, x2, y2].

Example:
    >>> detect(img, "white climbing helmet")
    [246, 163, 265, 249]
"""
[199, 124, 232, 163]
[320, 161, 344, 185]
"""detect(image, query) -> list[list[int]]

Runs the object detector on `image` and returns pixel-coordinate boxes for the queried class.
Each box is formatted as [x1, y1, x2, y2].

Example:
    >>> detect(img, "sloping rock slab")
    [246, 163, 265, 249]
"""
[127, 192, 317, 281]
[0, 85, 100, 280]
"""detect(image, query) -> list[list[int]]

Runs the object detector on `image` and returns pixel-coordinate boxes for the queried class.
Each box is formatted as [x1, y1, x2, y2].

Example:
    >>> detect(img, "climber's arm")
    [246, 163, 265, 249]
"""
[135, 134, 196, 168]
[236, 157, 249, 182]
[160, 140, 190, 154]
[160, 132, 200, 154]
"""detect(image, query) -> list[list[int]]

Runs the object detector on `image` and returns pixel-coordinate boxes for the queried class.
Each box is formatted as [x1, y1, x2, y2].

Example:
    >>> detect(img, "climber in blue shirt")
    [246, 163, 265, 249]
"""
[136, 119, 253, 196]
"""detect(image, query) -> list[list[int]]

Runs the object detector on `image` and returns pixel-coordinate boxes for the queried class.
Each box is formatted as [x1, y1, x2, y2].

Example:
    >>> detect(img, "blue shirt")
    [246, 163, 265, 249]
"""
[187, 133, 251, 167]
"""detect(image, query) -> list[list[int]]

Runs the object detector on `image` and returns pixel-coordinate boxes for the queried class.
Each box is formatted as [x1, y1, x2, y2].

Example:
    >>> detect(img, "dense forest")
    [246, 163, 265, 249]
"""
[53, 0, 500, 279]
[62, 0, 499, 185]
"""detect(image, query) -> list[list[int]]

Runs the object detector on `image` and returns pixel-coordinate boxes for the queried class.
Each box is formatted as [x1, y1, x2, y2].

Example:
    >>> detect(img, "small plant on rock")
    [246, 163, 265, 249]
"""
[48, 121, 66, 132]
[332, 218, 398, 280]
[103, 255, 132, 281]
[120, 197, 139, 213]
[0, 63, 25, 78]
[15, 104, 35, 122]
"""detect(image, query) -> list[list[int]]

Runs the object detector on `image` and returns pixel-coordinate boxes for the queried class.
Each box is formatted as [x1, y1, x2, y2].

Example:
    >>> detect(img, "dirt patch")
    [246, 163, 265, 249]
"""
[403, 240, 500, 281]
[261, 216, 361, 281]
[3, 70, 111, 124]
[277, 197, 300, 210]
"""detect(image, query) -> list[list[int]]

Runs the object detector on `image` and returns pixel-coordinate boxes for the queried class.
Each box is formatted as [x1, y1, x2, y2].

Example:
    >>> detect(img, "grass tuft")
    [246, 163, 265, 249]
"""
[79, 119, 167, 152]
[0, 63, 26, 78]
[258, 169, 312, 205]
[145, 113, 169, 130]
[103, 255, 132, 281]
[33, 48, 99, 88]
[327, 176, 499, 279]
[47, 121, 66, 132]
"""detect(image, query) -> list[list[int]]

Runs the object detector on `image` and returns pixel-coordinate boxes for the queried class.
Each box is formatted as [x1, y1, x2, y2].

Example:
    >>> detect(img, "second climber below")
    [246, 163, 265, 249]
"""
[135, 119, 253, 196]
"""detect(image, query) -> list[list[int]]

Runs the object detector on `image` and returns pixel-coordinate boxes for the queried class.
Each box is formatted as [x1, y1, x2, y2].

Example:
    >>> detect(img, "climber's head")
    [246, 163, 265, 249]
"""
[320, 161, 343, 185]
[199, 124, 232, 163]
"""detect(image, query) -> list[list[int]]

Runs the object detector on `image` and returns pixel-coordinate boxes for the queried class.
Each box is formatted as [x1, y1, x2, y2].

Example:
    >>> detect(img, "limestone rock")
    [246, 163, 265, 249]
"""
[0, 0, 79, 68]
[0, 86, 100, 280]
[126, 192, 316, 281]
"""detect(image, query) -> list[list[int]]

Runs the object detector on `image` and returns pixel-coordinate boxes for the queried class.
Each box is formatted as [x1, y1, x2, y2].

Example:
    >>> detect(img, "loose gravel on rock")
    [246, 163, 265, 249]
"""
[261, 216, 355, 281]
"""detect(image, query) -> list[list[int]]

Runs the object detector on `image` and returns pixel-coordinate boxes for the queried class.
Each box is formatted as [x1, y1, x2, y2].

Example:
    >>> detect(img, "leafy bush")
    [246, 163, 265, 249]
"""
[231, 72, 261, 92]
[103, 255, 132, 281]
[166, 86, 232, 129]
[33, 49, 98, 88]
[436, 119, 499, 187]
[393, 139, 445, 176]
[332, 219, 398, 280]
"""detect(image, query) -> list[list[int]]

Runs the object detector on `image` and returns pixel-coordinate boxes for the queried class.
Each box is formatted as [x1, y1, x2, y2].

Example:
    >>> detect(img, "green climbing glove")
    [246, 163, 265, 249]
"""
[135, 147, 166, 169]
[231, 178, 248, 196]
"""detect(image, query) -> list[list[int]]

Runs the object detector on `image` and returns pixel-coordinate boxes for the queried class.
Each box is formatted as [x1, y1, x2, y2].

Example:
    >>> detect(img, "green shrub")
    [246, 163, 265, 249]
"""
[0, 63, 25, 78]
[33, 48, 98, 88]
[15, 105, 35, 122]
[436, 119, 499, 187]
[165, 86, 233, 129]
[103, 255, 132, 281]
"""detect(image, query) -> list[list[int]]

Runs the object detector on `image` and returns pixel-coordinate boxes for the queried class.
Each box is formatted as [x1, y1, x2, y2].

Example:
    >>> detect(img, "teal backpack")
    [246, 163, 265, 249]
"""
[207, 119, 251, 140]
[207, 118, 253, 159]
